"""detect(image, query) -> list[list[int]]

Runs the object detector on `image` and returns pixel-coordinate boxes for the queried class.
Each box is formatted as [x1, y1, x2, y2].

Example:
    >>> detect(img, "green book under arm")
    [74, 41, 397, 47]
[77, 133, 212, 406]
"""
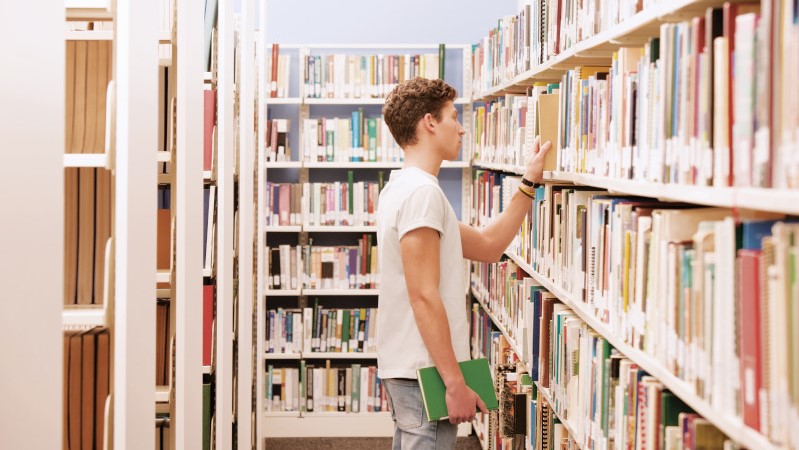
[417, 358, 499, 422]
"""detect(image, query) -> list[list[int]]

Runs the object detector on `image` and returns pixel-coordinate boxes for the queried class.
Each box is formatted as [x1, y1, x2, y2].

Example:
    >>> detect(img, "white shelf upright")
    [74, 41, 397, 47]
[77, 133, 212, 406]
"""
[174, 0, 204, 445]
[216, 0, 235, 445]
[115, 0, 158, 447]
[255, 1, 269, 448]
[0, 1, 63, 447]
[238, 0, 256, 447]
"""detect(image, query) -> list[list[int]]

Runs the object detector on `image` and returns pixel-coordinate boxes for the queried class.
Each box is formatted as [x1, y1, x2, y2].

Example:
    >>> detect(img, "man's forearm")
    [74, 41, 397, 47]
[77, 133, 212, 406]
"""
[409, 292, 464, 389]
[481, 186, 534, 257]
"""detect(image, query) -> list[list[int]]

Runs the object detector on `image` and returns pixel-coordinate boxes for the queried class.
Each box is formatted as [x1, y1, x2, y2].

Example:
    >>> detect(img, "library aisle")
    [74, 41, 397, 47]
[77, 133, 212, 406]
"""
[5, 0, 799, 449]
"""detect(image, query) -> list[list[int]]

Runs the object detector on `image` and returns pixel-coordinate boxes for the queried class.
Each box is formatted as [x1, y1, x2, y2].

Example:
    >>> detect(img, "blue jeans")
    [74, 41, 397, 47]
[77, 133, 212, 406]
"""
[383, 378, 458, 450]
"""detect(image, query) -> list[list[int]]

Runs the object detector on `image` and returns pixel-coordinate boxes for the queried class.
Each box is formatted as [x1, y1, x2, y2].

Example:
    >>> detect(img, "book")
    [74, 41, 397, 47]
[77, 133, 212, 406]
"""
[416, 358, 499, 422]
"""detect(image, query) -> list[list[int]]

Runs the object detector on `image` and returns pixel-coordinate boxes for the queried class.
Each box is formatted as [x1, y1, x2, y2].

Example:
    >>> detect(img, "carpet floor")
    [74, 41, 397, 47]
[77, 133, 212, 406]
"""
[264, 436, 483, 449]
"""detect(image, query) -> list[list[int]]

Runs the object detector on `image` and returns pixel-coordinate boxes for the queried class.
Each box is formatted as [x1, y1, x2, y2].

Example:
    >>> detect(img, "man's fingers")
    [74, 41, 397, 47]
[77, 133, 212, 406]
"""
[537, 140, 552, 155]
[477, 397, 488, 414]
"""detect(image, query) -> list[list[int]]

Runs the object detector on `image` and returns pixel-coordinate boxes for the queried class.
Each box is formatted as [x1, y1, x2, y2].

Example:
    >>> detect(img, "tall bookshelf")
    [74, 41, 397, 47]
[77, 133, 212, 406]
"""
[254, 40, 476, 442]
[467, 1, 799, 449]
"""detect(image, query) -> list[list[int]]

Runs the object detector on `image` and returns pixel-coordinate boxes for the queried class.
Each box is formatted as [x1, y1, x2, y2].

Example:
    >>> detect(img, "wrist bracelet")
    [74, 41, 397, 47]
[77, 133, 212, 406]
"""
[518, 185, 535, 199]
[521, 177, 541, 189]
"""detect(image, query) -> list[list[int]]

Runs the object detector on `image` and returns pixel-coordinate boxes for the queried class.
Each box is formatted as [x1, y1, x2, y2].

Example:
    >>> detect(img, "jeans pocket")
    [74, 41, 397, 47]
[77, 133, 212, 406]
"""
[386, 379, 424, 430]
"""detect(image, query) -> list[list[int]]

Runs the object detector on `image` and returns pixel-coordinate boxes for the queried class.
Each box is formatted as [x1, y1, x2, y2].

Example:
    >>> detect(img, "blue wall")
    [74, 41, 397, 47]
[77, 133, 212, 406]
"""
[265, 0, 518, 45]
[264, 0, 518, 219]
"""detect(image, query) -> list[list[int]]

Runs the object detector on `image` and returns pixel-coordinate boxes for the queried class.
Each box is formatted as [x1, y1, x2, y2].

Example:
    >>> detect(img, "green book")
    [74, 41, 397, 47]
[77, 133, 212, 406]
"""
[438, 43, 446, 79]
[202, 383, 211, 450]
[367, 118, 377, 162]
[417, 358, 498, 422]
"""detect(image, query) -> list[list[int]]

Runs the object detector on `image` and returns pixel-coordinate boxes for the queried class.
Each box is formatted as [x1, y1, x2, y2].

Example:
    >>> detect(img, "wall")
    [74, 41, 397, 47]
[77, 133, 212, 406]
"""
[264, 0, 519, 219]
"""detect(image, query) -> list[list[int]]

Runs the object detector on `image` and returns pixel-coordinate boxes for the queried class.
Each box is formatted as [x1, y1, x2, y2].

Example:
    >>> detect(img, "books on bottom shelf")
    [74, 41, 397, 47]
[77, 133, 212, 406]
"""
[265, 362, 386, 414]
[63, 327, 110, 450]
[266, 306, 378, 355]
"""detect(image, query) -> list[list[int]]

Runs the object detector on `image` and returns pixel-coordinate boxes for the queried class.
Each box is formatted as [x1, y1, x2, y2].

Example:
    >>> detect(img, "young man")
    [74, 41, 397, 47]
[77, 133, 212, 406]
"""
[376, 77, 551, 450]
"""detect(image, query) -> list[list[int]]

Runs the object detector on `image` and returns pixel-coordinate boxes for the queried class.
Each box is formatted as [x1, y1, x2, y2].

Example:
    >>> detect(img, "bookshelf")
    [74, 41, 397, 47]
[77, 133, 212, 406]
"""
[256, 40, 475, 441]
[465, 0, 799, 448]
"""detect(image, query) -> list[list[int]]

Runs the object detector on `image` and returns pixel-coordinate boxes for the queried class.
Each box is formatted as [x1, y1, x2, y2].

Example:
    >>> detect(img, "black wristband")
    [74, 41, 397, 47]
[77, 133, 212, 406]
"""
[521, 177, 540, 189]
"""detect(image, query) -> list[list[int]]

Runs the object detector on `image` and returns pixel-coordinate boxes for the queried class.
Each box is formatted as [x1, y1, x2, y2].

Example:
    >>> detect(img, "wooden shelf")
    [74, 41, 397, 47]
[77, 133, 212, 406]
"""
[265, 225, 302, 232]
[472, 163, 799, 215]
[65, 0, 112, 20]
[62, 306, 106, 329]
[305, 161, 403, 169]
[472, 160, 526, 175]
[262, 412, 393, 437]
[264, 289, 301, 297]
[502, 251, 777, 450]
[265, 161, 302, 168]
[64, 30, 113, 40]
[303, 226, 376, 233]
[301, 352, 377, 359]
[303, 97, 470, 106]
[265, 97, 302, 105]
[302, 289, 378, 296]
[156, 151, 171, 163]
[264, 352, 302, 360]
[155, 385, 169, 403]
[473, 0, 730, 100]
[64, 153, 108, 168]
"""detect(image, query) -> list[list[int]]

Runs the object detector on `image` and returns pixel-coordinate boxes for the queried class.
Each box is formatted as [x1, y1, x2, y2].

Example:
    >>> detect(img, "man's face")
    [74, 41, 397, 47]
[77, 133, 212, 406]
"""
[434, 101, 465, 160]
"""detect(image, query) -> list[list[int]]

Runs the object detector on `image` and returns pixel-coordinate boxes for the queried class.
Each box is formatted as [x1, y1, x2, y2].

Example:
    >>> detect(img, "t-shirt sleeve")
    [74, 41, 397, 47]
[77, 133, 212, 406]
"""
[396, 185, 446, 240]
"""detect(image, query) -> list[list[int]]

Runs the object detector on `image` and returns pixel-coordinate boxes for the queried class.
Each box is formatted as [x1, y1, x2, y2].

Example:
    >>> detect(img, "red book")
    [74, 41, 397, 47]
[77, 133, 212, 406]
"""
[722, 2, 760, 185]
[270, 43, 279, 98]
[203, 285, 214, 366]
[738, 249, 762, 430]
[203, 89, 216, 171]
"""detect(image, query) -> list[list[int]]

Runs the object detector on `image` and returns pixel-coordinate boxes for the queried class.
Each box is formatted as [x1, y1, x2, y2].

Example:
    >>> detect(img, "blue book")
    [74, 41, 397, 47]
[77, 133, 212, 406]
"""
[530, 288, 543, 381]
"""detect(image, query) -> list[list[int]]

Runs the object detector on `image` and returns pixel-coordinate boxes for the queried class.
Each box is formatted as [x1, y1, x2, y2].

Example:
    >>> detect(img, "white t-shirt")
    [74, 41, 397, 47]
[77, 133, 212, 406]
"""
[376, 167, 470, 379]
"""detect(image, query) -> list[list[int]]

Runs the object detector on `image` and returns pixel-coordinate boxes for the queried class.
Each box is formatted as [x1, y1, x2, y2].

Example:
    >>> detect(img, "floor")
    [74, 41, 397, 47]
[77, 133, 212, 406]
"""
[264, 436, 484, 449]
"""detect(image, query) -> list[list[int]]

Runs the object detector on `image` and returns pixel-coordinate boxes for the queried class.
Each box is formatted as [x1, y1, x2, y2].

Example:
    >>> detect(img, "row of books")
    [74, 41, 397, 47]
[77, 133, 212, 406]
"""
[265, 118, 290, 162]
[471, 172, 799, 446]
[265, 179, 383, 227]
[301, 115, 402, 163]
[265, 363, 387, 413]
[266, 46, 290, 98]
[472, 276, 738, 450]
[471, 0, 694, 95]
[302, 50, 444, 99]
[64, 168, 112, 305]
[266, 306, 378, 354]
[472, 0, 799, 190]
[469, 171, 522, 229]
[63, 327, 110, 450]
[543, 299, 735, 450]
[267, 240, 378, 291]
[66, 39, 112, 155]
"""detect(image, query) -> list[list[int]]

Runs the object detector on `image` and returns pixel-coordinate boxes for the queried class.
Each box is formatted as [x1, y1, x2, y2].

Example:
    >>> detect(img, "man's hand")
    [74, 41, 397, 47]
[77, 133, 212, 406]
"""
[524, 136, 553, 184]
[444, 380, 488, 425]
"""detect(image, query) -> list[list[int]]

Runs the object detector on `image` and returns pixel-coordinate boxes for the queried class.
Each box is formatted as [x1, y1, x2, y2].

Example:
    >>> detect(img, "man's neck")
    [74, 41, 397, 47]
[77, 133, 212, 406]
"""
[401, 144, 442, 177]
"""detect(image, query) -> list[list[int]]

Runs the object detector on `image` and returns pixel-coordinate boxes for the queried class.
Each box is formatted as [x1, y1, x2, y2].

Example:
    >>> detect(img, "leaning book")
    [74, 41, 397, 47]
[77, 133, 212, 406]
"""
[416, 358, 499, 421]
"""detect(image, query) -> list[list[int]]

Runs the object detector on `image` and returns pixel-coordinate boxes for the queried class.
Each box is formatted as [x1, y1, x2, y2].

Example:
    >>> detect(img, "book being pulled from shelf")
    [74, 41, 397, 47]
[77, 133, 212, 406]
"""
[266, 304, 378, 355]
[266, 362, 386, 414]
[301, 112, 402, 163]
[303, 49, 444, 99]
[267, 239, 378, 291]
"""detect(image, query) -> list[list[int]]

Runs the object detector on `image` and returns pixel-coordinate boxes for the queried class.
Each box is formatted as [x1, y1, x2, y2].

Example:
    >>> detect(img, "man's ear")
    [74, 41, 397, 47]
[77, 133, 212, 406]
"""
[424, 112, 436, 132]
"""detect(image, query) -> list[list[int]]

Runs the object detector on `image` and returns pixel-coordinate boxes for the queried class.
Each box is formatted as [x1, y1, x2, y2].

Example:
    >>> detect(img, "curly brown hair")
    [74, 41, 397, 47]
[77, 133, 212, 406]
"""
[382, 77, 458, 148]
